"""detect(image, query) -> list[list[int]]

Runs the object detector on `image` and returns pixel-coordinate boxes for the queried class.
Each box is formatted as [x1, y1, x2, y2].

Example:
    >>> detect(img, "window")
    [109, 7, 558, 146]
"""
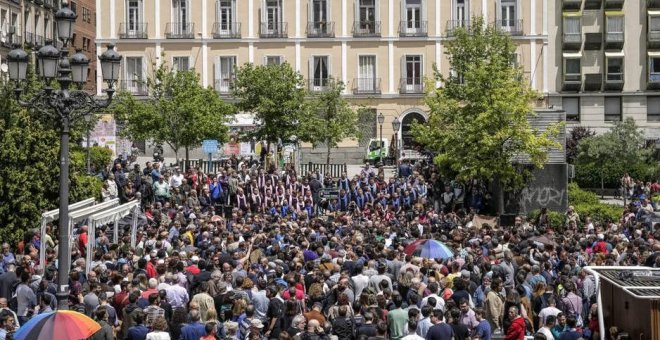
[312, 0, 328, 23]
[500, 0, 516, 30]
[606, 57, 623, 82]
[562, 97, 580, 121]
[650, 16, 660, 34]
[402, 55, 423, 93]
[563, 16, 581, 42]
[648, 97, 660, 122]
[0, 10, 7, 32]
[70, 1, 77, 13]
[650, 57, 660, 82]
[605, 15, 623, 41]
[604, 97, 622, 122]
[173, 56, 190, 71]
[215, 56, 236, 93]
[355, 0, 377, 33]
[264, 0, 282, 32]
[82, 37, 88, 51]
[216, 0, 235, 32]
[564, 58, 581, 82]
[127, 0, 142, 31]
[124, 56, 144, 93]
[44, 18, 50, 39]
[404, 0, 422, 29]
[310, 56, 329, 88]
[358, 55, 377, 92]
[264, 56, 283, 65]
[455, 0, 467, 24]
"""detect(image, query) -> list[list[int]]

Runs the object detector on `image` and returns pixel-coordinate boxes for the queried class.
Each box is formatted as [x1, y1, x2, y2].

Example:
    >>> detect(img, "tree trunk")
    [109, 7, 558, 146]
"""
[326, 140, 331, 166]
[495, 176, 505, 216]
[185, 146, 189, 165]
[600, 171, 605, 199]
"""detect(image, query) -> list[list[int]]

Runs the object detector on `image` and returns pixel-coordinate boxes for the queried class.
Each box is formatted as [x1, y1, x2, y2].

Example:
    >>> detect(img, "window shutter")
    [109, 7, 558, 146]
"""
[308, 0, 313, 23]
[308, 57, 314, 82]
[214, 56, 221, 90]
[354, 0, 359, 26]
[421, 0, 427, 22]
[400, 55, 406, 82]
[261, 0, 267, 23]
[400, 0, 405, 23]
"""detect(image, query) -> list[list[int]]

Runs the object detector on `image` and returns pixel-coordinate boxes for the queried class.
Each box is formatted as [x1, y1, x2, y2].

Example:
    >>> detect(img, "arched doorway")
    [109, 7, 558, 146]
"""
[401, 111, 427, 149]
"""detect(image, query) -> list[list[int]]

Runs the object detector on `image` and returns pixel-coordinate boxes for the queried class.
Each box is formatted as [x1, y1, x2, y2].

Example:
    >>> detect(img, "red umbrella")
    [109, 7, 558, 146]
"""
[404, 239, 426, 256]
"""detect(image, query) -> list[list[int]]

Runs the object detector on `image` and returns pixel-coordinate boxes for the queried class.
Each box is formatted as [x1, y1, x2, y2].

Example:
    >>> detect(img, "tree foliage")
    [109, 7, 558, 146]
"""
[566, 126, 595, 164]
[232, 62, 308, 144]
[111, 62, 234, 161]
[576, 118, 651, 189]
[413, 17, 562, 193]
[0, 69, 102, 244]
[302, 78, 361, 165]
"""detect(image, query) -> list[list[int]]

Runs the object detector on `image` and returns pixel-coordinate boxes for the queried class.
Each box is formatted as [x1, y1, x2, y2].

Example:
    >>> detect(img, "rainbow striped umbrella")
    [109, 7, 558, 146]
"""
[14, 310, 101, 340]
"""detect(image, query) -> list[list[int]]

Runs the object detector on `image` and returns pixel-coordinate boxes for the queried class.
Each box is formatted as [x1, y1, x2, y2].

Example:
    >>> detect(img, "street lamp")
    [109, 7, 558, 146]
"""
[392, 117, 401, 177]
[377, 112, 385, 164]
[6, 1, 121, 311]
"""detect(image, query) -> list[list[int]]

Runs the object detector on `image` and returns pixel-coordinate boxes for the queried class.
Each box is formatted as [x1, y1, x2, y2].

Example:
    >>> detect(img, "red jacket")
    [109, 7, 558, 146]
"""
[505, 317, 526, 340]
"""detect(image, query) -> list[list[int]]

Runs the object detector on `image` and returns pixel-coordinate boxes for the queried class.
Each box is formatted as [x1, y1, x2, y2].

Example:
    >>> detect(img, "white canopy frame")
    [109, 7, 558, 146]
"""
[86, 201, 141, 274]
[39, 198, 96, 267]
[66, 199, 120, 266]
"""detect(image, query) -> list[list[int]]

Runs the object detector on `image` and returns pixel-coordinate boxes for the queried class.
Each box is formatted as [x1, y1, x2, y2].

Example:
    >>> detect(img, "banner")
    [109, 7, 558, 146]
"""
[87, 114, 117, 156]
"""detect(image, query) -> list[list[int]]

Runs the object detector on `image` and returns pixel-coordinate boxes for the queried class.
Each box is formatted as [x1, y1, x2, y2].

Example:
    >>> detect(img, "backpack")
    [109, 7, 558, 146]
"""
[8, 281, 20, 312]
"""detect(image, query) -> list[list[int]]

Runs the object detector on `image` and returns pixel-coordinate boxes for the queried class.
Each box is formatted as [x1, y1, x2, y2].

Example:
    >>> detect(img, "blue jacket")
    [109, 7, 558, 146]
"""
[179, 322, 206, 340]
[127, 324, 149, 340]
[210, 183, 223, 201]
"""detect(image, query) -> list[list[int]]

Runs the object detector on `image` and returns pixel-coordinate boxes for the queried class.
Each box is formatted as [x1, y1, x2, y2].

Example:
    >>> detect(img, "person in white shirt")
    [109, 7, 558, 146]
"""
[420, 282, 445, 312]
[538, 297, 562, 326]
[536, 314, 556, 339]
[402, 319, 424, 340]
[169, 168, 185, 189]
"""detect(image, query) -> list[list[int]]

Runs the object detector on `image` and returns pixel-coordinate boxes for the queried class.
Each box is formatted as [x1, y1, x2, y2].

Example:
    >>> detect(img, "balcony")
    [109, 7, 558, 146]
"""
[119, 23, 148, 39]
[649, 71, 660, 90]
[649, 26, 660, 49]
[34, 34, 45, 47]
[604, 0, 624, 9]
[605, 31, 624, 50]
[353, 21, 381, 37]
[352, 78, 381, 95]
[215, 79, 234, 95]
[307, 78, 331, 92]
[24, 32, 36, 47]
[307, 21, 335, 38]
[399, 21, 428, 37]
[44, 0, 54, 9]
[165, 22, 194, 39]
[213, 22, 241, 39]
[119, 80, 149, 96]
[399, 78, 424, 95]
[563, 72, 582, 91]
[260, 22, 288, 38]
[584, 73, 602, 91]
[446, 20, 470, 37]
[563, 31, 582, 50]
[584, 32, 602, 50]
[583, 0, 601, 10]
[495, 19, 523, 36]
[649, 0, 660, 9]
[605, 71, 624, 91]
[32, 0, 44, 5]
[563, 0, 582, 10]
[1, 32, 21, 48]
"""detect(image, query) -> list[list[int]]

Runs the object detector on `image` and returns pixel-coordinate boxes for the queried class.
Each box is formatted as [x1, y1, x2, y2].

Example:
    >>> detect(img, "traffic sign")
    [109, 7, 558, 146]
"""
[202, 139, 219, 154]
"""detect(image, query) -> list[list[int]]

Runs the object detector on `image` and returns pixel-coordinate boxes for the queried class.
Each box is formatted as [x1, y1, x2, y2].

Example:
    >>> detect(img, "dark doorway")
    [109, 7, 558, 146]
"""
[401, 111, 426, 149]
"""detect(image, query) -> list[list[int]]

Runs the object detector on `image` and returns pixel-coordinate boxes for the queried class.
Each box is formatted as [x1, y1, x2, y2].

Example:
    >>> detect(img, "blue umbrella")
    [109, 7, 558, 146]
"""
[415, 239, 454, 259]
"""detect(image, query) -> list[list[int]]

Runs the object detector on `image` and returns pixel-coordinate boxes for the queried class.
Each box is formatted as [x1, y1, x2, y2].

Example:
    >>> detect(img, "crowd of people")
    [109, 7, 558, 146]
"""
[0, 155, 658, 340]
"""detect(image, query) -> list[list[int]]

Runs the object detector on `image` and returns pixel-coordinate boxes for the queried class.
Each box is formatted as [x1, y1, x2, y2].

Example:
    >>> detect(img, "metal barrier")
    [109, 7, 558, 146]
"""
[300, 163, 347, 178]
[177, 159, 232, 175]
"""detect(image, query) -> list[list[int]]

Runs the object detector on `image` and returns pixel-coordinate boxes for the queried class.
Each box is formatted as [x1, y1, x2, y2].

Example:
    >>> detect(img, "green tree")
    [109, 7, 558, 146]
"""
[0, 68, 103, 244]
[576, 117, 650, 195]
[232, 62, 308, 166]
[413, 17, 562, 213]
[111, 62, 234, 162]
[303, 78, 361, 165]
[566, 126, 595, 164]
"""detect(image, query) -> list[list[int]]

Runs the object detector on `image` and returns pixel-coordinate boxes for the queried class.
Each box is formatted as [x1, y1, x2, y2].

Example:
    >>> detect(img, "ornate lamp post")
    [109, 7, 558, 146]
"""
[6, 1, 121, 310]
[377, 112, 385, 164]
[392, 117, 401, 177]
